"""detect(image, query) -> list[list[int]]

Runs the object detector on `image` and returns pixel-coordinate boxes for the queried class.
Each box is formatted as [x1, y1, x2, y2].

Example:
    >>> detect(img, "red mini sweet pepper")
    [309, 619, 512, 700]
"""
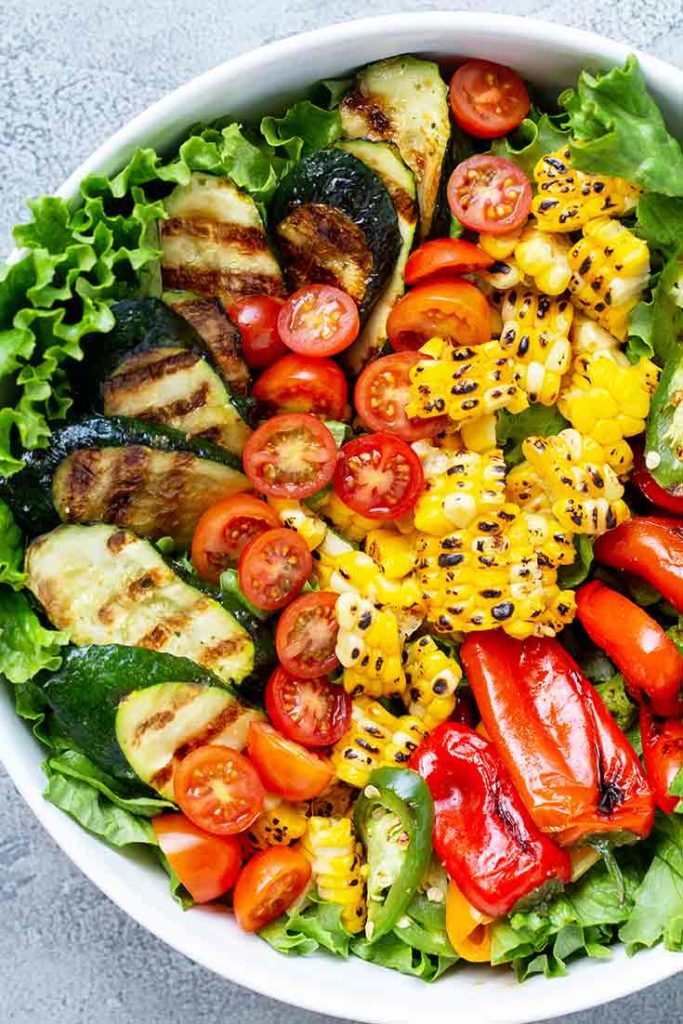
[410, 722, 571, 918]
[640, 707, 683, 815]
[632, 443, 683, 516]
[461, 632, 655, 848]
[595, 517, 683, 615]
[576, 581, 683, 718]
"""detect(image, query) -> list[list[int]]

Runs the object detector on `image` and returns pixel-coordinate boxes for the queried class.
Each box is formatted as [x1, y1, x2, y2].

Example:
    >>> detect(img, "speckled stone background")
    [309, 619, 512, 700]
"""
[1, 2, 682, 1022]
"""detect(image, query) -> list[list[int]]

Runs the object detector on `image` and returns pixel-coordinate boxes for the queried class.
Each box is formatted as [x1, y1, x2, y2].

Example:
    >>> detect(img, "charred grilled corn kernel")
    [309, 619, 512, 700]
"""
[570, 315, 623, 356]
[320, 490, 377, 543]
[306, 782, 357, 819]
[568, 218, 650, 340]
[506, 461, 552, 513]
[331, 697, 426, 786]
[407, 337, 527, 423]
[460, 414, 498, 452]
[302, 817, 367, 934]
[499, 289, 573, 405]
[404, 635, 461, 729]
[514, 224, 573, 295]
[267, 498, 327, 550]
[523, 429, 631, 535]
[532, 149, 640, 232]
[511, 511, 576, 569]
[336, 593, 406, 698]
[365, 529, 417, 579]
[479, 228, 523, 260]
[478, 258, 526, 292]
[246, 795, 308, 850]
[559, 350, 659, 445]
[414, 444, 507, 536]
[383, 714, 428, 768]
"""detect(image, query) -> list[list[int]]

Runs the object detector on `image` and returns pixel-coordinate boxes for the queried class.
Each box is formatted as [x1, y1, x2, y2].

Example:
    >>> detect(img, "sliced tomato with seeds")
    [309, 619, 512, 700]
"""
[152, 813, 242, 903]
[405, 238, 494, 286]
[386, 276, 491, 351]
[248, 721, 334, 800]
[266, 666, 351, 748]
[334, 432, 424, 520]
[252, 353, 348, 419]
[173, 745, 264, 836]
[449, 60, 530, 139]
[354, 351, 449, 442]
[242, 413, 338, 499]
[448, 155, 532, 235]
[275, 591, 339, 679]
[238, 528, 312, 612]
[233, 846, 312, 932]
[191, 494, 279, 585]
[278, 284, 360, 357]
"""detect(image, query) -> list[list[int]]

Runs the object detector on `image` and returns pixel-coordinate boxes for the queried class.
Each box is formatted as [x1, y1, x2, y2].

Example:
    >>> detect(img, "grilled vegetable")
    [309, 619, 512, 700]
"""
[301, 816, 367, 934]
[160, 172, 284, 305]
[499, 289, 573, 406]
[335, 593, 406, 699]
[531, 148, 640, 231]
[336, 141, 418, 373]
[25, 523, 255, 685]
[595, 517, 683, 616]
[165, 292, 250, 395]
[267, 497, 327, 551]
[513, 224, 573, 295]
[403, 636, 461, 730]
[246, 796, 309, 850]
[331, 697, 427, 788]
[644, 345, 683, 494]
[270, 148, 400, 320]
[364, 529, 417, 580]
[340, 56, 450, 240]
[505, 461, 551, 513]
[6, 415, 248, 544]
[413, 443, 507, 536]
[318, 490, 377, 543]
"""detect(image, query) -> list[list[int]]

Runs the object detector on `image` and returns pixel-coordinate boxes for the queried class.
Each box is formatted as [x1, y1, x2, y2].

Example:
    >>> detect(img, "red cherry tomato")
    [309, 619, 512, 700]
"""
[252, 354, 348, 419]
[448, 155, 532, 235]
[278, 284, 360, 357]
[173, 745, 264, 836]
[334, 433, 424, 520]
[354, 351, 449, 442]
[449, 60, 530, 139]
[228, 295, 287, 370]
[152, 813, 242, 903]
[405, 239, 494, 286]
[275, 591, 339, 679]
[632, 443, 683, 514]
[191, 494, 279, 585]
[248, 721, 334, 801]
[233, 846, 312, 932]
[386, 276, 491, 351]
[238, 527, 312, 612]
[242, 413, 338, 499]
[265, 666, 351, 748]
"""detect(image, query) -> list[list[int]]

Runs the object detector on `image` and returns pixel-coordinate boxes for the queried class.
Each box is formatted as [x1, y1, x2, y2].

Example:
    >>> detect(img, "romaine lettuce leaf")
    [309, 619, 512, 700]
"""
[620, 815, 683, 953]
[0, 586, 68, 683]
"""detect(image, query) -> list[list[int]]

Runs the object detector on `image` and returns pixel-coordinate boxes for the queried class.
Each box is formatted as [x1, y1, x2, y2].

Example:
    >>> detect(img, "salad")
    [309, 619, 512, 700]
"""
[1, 50, 683, 984]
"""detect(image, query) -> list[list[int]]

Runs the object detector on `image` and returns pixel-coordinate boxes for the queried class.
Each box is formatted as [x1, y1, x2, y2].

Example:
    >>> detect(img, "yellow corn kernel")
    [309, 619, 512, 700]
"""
[479, 227, 523, 260]
[460, 414, 498, 452]
[404, 636, 461, 729]
[532, 149, 640, 232]
[570, 315, 623, 357]
[246, 795, 308, 850]
[301, 817, 367, 934]
[499, 288, 573, 405]
[320, 490, 377, 543]
[510, 511, 576, 569]
[267, 498, 327, 551]
[414, 444, 507, 536]
[478, 257, 527, 292]
[514, 224, 573, 295]
[365, 529, 417, 579]
[335, 593, 406, 698]
[559, 350, 659, 446]
[506, 461, 552, 513]
[306, 782, 357, 819]
[331, 697, 427, 788]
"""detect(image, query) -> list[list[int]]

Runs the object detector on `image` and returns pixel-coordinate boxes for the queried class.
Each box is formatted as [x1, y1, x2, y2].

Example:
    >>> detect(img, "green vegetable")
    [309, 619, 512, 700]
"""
[220, 567, 271, 621]
[491, 112, 569, 179]
[668, 766, 683, 812]
[158, 850, 195, 910]
[560, 55, 683, 196]
[644, 341, 683, 492]
[496, 405, 569, 467]
[635, 193, 683, 255]
[394, 893, 456, 958]
[0, 587, 68, 684]
[354, 767, 433, 943]
[260, 101, 342, 164]
[259, 893, 352, 958]
[0, 500, 26, 589]
[351, 931, 456, 981]
[627, 251, 683, 365]
[322, 419, 351, 448]
[558, 536, 594, 589]
[594, 674, 637, 733]
[619, 815, 683, 953]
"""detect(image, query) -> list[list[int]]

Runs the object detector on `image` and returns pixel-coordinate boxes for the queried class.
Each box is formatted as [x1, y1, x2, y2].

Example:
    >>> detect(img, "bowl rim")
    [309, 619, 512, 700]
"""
[2, 11, 682, 1024]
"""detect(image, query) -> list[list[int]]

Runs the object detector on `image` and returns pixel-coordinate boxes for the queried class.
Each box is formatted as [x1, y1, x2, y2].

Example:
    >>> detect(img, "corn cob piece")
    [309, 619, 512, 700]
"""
[413, 444, 507, 536]
[567, 217, 650, 340]
[403, 635, 462, 729]
[365, 529, 417, 579]
[407, 337, 527, 424]
[331, 697, 427, 788]
[514, 224, 573, 295]
[246, 795, 308, 850]
[478, 257, 526, 292]
[319, 490, 377, 543]
[335, 593, 406, 699]
[511, 511, 576, 570]
[306, 781, 357, 819]
[479, 228, 523, 260]
[523, 429, 631, 535]
[499, 289, 573, 405]
[570, 315, 623, 356]
[559, 350, 659, 446]
[460, 414, 498, 452]
[506, 461, 551, 513]
[301, 817, 367, 934]
[267, 498, 327, 551]
[532, 149, 640, 232]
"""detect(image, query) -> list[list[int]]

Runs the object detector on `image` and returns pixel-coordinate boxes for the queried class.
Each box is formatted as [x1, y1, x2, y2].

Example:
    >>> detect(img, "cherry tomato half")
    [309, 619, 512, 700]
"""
[228, 295, 287, 370]
[275, 591, 339, 679]
[152, 813, 242, 903]
[238, 527, 312, 612]
[354, 351, 449, 442]
[242, 413, 338, 499]
[334, 433, 424, 520]
[191, 494, 279, 585]
[233, 846, 312, 932]
[449, 59, 530, 139]
[173, 745, 265, 836]
[266, 666, 351, 748]
[248, 721, 334, 800]
[447, 155, 532, 235]
[386, 276, 491, 351]
[632, 442, 683, 514]
[405, 238, 494, 286]
[278, 284, 360, 357]
[252, 353, 348, 420]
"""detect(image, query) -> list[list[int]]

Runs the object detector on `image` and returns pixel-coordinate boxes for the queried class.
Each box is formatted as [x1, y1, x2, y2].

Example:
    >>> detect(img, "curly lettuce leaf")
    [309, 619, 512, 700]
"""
[496, 404, 569, 467]
[261, 101, 342, 165]
[560, 56, 683, 195]
[351, 932, 456, 981]
[0, 500, 25, 589]
[0, 587, 68, 683]
[635, 194, 683, 255]
[627, 250, 683, 365]
[491, 112, 569, 179]
[593, 673, 637, 733]
[620, 815, 683, 953]
[260, 894, 352, 957]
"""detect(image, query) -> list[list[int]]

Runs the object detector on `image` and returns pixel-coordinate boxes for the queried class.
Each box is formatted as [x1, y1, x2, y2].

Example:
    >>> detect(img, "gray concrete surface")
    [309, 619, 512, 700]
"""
[0, 1, 682, 1022]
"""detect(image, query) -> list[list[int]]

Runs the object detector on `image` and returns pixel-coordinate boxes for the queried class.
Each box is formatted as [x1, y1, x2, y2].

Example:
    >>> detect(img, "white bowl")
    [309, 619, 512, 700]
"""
[2, 12, 682, 1023]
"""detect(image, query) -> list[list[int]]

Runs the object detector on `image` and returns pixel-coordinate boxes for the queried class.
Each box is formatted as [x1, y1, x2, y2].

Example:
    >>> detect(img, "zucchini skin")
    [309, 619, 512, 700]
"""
[166, 294, 251, 397]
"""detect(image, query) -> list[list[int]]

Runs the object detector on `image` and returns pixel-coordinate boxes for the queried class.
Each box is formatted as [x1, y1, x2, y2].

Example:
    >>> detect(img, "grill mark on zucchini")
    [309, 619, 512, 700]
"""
[166, 297, 250, 395]
[162, 216, 269, 251]
[163, 266, 283, 301]
[105, 349, 198, 393]
[277, 204, 373, 302]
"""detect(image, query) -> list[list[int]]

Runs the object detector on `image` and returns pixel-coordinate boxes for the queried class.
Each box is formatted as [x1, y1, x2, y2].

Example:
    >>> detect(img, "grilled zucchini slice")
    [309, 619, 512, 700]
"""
[270, 148, 401, 319]
[25, 523, 255, 685]
[165, 292, 250, 395]
[340, 56, 450, 241]
[160, 172, 284, 305]
[336, 140, 418, 373]
[7, 415, 248, 544]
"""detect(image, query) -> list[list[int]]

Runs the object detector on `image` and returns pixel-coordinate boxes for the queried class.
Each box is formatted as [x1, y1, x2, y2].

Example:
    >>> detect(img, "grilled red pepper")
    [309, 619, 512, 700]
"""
[640, 707, 683, 815]
[576, 581, 683, 718]
[595, 516, 683, 615]
[632, 444, 683, 515]
[410, 722, 571, 918]
[461, 632, 655, 848]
